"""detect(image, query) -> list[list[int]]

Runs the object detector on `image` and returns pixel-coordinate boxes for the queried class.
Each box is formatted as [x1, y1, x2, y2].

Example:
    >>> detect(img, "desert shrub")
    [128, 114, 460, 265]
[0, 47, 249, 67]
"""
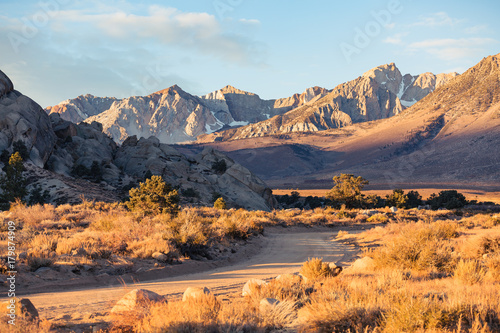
[12, 140, 29, 160]
[126, 175, 180, 216]
[454, 259, 486, 285]
[213, 197, 227, 210]
[304, 196, 323, 209]
[211, 159, 227, 174]
[128, 235, 178, 259]
[371, 221, 459, 271]
[27, 254, 53, 271]
[299, 258, 337, 281]
[326, 174, 369, 209]
[406, 190, 423, 208]
[428, 190, 468, 210]
[485, 255, 500, 281]
[181, 187, 199, 198]
[386, 189, 408, 208]
[89, 161, 103, 182]
[367, 213, 389, 223]
[298, 281, 382, 333]
[0, 152, 27, 207]
[9, 201, 57, 227]
[382, 293, 447, 332]
[247, 274, 311, 306]
[27, 185, 50, 205]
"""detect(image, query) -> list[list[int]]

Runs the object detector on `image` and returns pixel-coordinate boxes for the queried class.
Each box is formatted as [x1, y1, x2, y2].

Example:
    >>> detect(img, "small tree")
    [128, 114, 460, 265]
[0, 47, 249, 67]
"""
[12, 140, 29, 160]
[212, 159, 227, 174]
[126, 175, 180, 216]
[0, 152, 27, 207]
[326, 174, 369, 209]
[428, 190, 467, 210]
[214, 197, 227, 210]
[90, 161, 103, 183]
[406, 190, 423, 208]
[386, 189, 408, 208]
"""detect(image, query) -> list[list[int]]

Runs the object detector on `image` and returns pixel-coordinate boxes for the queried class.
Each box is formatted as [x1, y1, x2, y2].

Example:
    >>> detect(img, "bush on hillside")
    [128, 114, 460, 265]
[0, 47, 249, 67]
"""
[126, 175, 180, 216]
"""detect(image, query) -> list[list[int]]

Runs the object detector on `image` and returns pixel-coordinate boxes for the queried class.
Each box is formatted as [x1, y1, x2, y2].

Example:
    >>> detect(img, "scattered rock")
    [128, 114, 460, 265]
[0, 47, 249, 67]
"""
[242, 279, 268, 297]
[110, 289, 167, 314]
[152, 252, 169, 262]
[34, 267, 52, 275]
[259, 298, 280, 313]
[349, 257, 375, 271]
[182, 287, 211, 301]
[328, 263, 343, 276]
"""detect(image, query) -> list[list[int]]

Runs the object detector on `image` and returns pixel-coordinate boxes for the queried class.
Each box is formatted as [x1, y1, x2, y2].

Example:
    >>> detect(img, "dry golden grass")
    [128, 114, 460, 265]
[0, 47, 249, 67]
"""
[3, 199, 500, 332]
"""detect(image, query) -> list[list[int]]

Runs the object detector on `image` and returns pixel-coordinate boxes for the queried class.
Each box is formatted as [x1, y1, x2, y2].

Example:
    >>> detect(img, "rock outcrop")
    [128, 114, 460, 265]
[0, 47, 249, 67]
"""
[114, 137, 276, 211]
[0, 70, 57, 167]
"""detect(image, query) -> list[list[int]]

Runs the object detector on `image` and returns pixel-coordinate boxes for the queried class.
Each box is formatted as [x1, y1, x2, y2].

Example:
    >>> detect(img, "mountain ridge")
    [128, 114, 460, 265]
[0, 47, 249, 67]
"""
[46, 64, 456, 144]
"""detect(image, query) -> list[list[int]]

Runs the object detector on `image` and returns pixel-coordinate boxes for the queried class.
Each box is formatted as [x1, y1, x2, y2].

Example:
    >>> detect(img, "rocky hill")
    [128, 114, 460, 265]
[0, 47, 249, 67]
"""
[0, 71, 276, 211]
[200, 64, 458, 142]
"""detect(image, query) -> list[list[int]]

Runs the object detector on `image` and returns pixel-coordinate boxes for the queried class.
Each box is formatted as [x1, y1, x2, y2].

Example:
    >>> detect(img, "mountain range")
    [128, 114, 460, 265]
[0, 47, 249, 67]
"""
[185, 53, 500, 190]
[46, 64, 457, 144]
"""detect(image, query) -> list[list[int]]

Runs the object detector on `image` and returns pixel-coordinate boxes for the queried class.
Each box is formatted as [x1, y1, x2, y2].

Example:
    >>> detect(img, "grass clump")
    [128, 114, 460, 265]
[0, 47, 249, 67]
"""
[370, 221, 459, 272]
[299, 258, 339, 282]
[454, 259, 487, 285]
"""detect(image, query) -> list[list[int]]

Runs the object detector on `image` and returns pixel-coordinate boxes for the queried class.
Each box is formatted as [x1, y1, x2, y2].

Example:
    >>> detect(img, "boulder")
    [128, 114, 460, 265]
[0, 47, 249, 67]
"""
[110, 289, 166, 314]
[328, 263, 343, 276]
[0, 70, 56, 167]
[1, 298, 39, 321]
[390, 207, 398, 213]
[242, 279, 268, 297]
[151, 252, 169, 262]
[182, 287, 211, 301]
[349, 257, 375, 271]
[259, 298, 280, 313]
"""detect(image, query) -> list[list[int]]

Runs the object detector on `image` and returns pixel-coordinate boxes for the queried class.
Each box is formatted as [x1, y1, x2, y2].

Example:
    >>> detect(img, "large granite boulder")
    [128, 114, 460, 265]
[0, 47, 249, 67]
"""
[0, 70, 56, 167]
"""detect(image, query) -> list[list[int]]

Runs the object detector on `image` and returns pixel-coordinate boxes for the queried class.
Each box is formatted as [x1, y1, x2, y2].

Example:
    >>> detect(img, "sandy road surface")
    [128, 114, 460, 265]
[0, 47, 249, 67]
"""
[16, 227, 362, 324]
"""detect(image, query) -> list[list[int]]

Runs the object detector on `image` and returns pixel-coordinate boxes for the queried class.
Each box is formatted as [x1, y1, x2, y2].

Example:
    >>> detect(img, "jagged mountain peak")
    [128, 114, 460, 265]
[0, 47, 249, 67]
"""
[219, 85, 255, 96]
[153, 84, 189, 96]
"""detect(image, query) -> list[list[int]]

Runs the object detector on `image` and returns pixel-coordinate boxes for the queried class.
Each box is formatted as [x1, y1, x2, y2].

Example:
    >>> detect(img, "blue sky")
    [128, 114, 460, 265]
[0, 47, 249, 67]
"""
[1, 0, 499, 107]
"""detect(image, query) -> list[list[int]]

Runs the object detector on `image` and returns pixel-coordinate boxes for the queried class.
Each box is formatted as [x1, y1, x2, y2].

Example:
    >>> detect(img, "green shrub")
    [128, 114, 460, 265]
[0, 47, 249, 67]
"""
[0, 152, 27, 207]
[211, 159, 227, 174]
[326, 174, 369, 209]
[126, 175, 180, 216]
[428, 190, 467, 210]
[214, 197, 227, 210]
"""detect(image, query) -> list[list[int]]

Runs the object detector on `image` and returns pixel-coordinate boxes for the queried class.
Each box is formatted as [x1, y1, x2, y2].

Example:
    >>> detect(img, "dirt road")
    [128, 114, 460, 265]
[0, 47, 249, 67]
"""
[18, 227, 362, 326]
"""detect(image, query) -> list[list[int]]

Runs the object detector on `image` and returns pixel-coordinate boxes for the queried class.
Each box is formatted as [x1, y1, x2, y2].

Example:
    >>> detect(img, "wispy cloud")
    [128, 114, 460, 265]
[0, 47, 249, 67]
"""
[383, 33, 408, 45]
[464, 24, 488, 34]
[407, 38, 498, 61]
[412, 12, 464, 27]
[46, 6, 265, 65]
